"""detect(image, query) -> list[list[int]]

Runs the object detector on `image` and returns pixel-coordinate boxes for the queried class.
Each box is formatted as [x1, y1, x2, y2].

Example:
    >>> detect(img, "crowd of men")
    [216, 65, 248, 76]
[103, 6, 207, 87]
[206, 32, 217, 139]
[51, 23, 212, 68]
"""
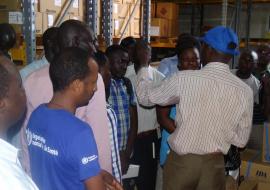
[0, 20, 270, 190]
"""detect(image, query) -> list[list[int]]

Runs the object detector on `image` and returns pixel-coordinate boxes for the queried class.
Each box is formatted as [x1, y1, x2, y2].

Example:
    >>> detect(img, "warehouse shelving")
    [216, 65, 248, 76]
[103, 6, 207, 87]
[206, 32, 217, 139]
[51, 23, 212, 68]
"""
[15, 0, 270, 64]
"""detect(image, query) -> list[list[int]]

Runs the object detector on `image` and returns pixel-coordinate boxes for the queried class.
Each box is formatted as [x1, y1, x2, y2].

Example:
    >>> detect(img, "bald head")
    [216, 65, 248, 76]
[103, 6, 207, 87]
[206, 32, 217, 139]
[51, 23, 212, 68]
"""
[0, 55, 26, 137]
[257, 45, 270, 70]
[58, 20, 96, 55]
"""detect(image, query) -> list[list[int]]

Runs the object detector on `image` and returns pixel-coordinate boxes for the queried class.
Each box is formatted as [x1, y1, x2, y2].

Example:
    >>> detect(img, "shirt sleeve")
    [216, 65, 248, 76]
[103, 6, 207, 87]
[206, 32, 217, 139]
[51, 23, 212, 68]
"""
[129, 82, 137, 106]
[230, 89, 254, 148]
[69, 127, 101, 181]
[136, 67, 180, 107]
[158, 59, 169, 77]
[169, 106, 176, 120]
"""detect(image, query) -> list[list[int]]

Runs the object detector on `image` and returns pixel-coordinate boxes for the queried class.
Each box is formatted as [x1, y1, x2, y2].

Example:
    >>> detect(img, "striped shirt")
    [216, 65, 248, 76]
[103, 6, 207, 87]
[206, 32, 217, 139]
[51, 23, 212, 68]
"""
[108, 78, 136, 150]
[106, 104, 122, 182]
[136, 62, 254, 155]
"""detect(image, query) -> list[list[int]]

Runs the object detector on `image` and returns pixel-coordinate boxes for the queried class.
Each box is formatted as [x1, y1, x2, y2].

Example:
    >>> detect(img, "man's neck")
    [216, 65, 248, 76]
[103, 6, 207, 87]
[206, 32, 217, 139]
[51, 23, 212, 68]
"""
[48, 92, 77, 114]
[236, 70, 251, 80]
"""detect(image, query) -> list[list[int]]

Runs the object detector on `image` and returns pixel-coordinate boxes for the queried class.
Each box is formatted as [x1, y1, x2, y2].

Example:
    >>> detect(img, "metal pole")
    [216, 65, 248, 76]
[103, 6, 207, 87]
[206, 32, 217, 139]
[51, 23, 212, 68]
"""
[86, 0, 98, 35]
[22, 0, 36, 63]
[246, 0, 252, 48]
[142, 0, 150, 43]
[102, 0, 113, 46]
[191, 3, 195, 35]
[119, 0, 141, 43]
[222, 0, 228, 26]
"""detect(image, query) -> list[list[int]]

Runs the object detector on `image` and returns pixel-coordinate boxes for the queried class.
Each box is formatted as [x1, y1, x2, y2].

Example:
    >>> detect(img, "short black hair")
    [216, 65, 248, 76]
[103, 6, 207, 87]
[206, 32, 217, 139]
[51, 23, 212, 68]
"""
[42, 27, 59, 63]
[120, 36, 136, 48]
[58, 19, 88, 50]
[49, 47, 91, 92]
[0, 23, 16, 51]
[94, 50, 108, 70]
[175, 34, 201, 58]
[0, 63, 11, 98]
[105, 44, 128, 59]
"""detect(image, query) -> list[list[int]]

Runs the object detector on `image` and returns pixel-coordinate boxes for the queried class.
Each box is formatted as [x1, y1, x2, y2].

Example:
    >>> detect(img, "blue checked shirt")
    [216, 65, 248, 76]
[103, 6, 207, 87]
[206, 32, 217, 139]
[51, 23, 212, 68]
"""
[106, 103, 122, 182]
[108, 78, 136, 151]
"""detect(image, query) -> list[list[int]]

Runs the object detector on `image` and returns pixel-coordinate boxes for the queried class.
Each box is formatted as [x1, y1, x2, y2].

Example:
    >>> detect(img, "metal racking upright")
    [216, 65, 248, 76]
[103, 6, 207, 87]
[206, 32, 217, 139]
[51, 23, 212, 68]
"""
[21, 0, 151, 63]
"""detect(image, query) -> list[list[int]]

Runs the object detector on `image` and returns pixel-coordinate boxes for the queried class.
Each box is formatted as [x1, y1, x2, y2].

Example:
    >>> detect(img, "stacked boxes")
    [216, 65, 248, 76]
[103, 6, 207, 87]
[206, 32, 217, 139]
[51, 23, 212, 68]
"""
[150, 2, 179, 37]
[37, 0, 84, 35]
[112, 0, 141, 38]
[0, 0, 23, 34]
[240, 124, 270, 187]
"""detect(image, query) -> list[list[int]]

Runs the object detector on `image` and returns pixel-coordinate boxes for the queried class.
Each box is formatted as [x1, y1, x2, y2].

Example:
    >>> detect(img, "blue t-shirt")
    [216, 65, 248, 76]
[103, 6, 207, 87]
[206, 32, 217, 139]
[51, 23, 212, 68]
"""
[27, 104, 100, 190]
[159, 106, 176, 166]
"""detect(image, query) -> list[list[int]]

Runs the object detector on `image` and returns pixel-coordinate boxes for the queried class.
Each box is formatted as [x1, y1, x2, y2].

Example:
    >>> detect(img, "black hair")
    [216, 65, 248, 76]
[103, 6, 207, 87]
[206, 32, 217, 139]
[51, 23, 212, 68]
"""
[0, 63, 11, 98]
[58, 19, 89, 50]
[42, 27, 59, 63]
[175, 34, 201, 58]
[105, 44, 128, 59]
[94, 50, 108, 70]
[0, 23, 16, 52]
[135, 39, 150, 51]
[49, 47, 91, 92]
[120, 36, 136, 48]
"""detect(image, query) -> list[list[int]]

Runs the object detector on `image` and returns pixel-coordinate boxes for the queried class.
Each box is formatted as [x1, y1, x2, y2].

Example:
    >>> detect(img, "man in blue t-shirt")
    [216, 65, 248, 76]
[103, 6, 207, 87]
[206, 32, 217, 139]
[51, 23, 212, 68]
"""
[27, 47, 122, 190]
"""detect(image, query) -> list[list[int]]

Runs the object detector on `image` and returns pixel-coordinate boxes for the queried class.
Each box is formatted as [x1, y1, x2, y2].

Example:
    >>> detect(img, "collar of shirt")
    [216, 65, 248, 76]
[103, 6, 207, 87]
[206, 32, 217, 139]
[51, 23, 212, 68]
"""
[0, 138, 19, 164]
[203, 62, 230, 73]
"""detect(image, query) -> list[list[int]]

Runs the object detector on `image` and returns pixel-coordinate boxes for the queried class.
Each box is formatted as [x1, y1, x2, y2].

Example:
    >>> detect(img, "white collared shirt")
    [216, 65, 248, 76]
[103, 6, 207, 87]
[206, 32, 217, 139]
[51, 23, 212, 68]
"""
[0, 138, 38, 190]
[127, 64, 165, 133]
[136, 62, 253, 155]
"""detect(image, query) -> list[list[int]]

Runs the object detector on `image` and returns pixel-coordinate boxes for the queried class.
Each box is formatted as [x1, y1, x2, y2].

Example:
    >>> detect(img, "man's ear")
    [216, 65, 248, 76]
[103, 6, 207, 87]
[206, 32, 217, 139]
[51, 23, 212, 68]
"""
[70, 79, 83, 93]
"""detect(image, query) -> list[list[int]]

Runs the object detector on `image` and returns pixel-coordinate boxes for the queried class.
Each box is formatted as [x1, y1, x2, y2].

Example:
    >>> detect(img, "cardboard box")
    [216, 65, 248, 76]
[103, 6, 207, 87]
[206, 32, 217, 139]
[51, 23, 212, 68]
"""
[113, 3, 129, 19]
[130, 18, 140, 37]
[262, 123, 270, 163]
[241, 149, 270, 183]
[113, 0, 122, 4]
[168, 19, 179, 37]
[239, 180, 257, 190]
[43, 13, 56, 32]
[257, 182, 270, 190]
[0, 0, 21, 10]
[150, 18, 168, 37]
[239, 180, 270, 190]
[35, 12, 43, 35]
[0, 11, 23, 33]
[129, 3, 141, 20]
[123, 0, 135, 4]
[69, 15, 83, 21]
[114, 18, 129, 37]
[61, 0, 79, 15]
[39, 0, 62, 13]
[156, 2, 179, 20]
[151, 3, 156, 18]
[35, 0, 39, 11]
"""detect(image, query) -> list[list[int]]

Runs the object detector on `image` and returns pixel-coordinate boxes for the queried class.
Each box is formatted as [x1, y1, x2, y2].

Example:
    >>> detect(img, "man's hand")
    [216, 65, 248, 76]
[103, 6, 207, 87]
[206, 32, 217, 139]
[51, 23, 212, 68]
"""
[120, 151, 129, 175]
[100, 170, 123, 190]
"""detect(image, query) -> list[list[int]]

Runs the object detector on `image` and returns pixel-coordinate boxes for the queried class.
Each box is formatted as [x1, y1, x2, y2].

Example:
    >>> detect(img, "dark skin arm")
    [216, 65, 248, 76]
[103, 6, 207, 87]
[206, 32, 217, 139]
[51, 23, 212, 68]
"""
[84, 170, 123, 190]
[156, 106, 176, 134]
[120, 105, 138, 174]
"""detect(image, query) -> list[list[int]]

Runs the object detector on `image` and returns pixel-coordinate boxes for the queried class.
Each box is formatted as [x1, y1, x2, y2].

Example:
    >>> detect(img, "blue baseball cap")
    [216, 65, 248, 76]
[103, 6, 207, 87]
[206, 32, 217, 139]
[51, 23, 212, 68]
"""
[201, 26, 239, 56]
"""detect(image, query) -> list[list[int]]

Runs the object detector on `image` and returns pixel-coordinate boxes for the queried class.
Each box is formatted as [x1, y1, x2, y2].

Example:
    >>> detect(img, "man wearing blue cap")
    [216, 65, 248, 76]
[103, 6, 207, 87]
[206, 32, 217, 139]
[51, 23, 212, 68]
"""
[134, 26, 253, 190]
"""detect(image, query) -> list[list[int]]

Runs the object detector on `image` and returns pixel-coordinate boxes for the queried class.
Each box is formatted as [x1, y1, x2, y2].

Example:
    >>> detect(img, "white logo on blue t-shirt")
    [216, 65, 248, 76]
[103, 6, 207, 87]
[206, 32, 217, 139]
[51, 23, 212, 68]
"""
[81, 155, 98, 165]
